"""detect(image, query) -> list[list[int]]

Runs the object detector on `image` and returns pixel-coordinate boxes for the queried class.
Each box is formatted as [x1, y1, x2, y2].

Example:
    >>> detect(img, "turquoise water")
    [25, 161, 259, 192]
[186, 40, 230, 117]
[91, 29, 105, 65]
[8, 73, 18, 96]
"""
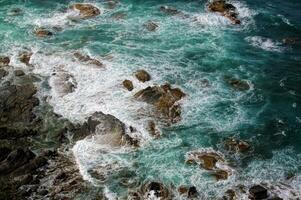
[1, 0, 301, 199]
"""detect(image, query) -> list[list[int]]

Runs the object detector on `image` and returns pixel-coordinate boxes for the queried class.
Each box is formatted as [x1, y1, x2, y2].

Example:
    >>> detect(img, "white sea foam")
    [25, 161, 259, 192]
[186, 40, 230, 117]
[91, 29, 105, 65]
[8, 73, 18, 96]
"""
[246, 36, 283, 52]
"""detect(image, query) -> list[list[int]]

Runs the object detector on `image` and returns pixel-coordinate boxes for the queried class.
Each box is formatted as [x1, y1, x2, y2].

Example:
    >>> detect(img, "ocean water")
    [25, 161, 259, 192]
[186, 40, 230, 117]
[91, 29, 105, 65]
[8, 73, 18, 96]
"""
[1, 0, 301, 199]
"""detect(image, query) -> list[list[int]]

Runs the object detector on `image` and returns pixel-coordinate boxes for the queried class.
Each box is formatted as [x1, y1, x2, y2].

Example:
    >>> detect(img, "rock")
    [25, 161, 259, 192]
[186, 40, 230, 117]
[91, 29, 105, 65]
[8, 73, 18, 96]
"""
[14, 70, 25, 76]
[74, 52, 104, 68]
[7, 8, 23, 16]
[71, 3, 101, 19]
[0, 148, 35, 175]
[282, 37, 300, 45]
[147, 121, 161, 138]
[223, 189, 236, 200]
[208, 0, 241, 24]
[111, 11, 127, 20]
[188, 186, 198, 198]
[142, 181, 170, 199]
[34, 28, 53, 37]
[160, 6, 181, 15]
[144, 21, 159, 32]
[0, 56, 10, 66]
[0, 147, 11, 162]
[211, 169, 229, 181]
[249, 185, 268, 200]
[134, 84, 185, 123]
[224, 138, 251, 153]
[51, 69, 77, 96]
[19, 52, 32, 66]
[185, 150, 224, 170]
[123, 79, 134, 91]
[135, 70, 151, 82]
[268, 197, 283, 200]
[0, 69, 8, 79]
[178, 186, 188, 194]
[226, 78, 250, 91]
[106, 0, 119, 9]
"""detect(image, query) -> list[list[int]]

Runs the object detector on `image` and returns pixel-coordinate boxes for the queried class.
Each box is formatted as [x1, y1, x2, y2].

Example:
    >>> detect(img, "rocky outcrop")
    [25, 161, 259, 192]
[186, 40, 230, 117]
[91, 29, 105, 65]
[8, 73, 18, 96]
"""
[135, 69, 151, 82]
[34, 27, 53, 37]
[144, 21, 159, 32]
[185, 149, 232, 181]
[249, 185, 268, 199]
[71, 3, 101, 19]
[123, 79, 134, 91]
[134, 83, 185, 123]
[208, 0, 241, 24]
[0, 56, 10, 66]
[74, 52, 104, 68]
[224, 138, 251, 153]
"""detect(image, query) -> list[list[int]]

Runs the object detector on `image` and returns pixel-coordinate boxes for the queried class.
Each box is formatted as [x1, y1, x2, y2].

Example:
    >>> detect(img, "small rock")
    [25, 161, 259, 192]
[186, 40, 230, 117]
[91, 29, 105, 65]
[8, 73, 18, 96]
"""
[212, 169, 229, 181]
[147, 121, 161, 138]
[8, 8, 23, 16]
[249, 185, 268, 200]
[144, 21, 159, 32]
[188, 186, 198, 198]
[223, 189, 236, 200]
[111, 11, 127, 20]
[227, 78, 250, 91]
[71, 3, 101, 19]
[282, 37, 300, 45]
[160, 6, 181, 15]
[178, 186, 188, 194]
[0, 56, 10, 65]
[224, 138, 250, 153]
[142, 181, 170, 199]
[19, 52, 32, 66]
[0, 69, 8, 79]
[14, 70, 25, 76]
[135, 70, 151, 82]
[122, 79, 134, 91]
[74, 52, 104, 68]
[34, 28, 53, 37]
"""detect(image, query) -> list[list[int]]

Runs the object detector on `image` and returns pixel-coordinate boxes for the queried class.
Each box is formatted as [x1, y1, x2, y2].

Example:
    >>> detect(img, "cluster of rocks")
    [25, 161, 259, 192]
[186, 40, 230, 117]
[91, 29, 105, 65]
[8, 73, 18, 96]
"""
[208, 0, 241, 24]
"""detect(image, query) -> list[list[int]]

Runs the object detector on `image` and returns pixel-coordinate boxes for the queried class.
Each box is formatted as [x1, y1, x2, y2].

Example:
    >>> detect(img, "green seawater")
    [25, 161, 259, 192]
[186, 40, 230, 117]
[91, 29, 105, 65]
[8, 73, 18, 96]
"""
[1, 0, 301, 199]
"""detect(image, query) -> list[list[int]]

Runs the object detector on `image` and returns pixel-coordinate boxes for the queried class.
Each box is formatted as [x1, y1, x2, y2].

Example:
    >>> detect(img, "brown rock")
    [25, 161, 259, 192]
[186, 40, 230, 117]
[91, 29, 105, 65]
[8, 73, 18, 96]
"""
[224, 138, 250, 153]
[227, 78, 250, 91]
[0, 56, 10, 66]
[249, 185, 268, 199]
[123, 79, 134, 91]
[74, 52, 104, 67]
[223, 189, 236, 200]
[135, 70, 151, 82]
[71, 3, 101, 19]
[144, 21, 159, 32]
[186, 150, 224, 170]
[147, 121, 161, 138]
[178, 186, 188, 194]
[208, 0, 241, 24]
[19, 52, 32, 66]
[34, 28, 53, 37]
[14, 70, 25, 76]
[212, 169, 229, 181]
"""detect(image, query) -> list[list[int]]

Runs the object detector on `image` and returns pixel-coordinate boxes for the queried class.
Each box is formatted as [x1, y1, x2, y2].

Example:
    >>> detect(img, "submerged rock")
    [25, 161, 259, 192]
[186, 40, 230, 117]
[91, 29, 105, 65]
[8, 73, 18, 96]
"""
[7, 8, 23, 16]
[111, 11, 127, 20]
[249, 185, 268, 199]
[144, 21, 159, 32]
[74, 52, 104, 68]
[71, 3, 101, 19]
[123, 79, 134, 91]
[226, 77, 250, 91]
[135, 69, 151, 82]
[282, 37, 300, 45]
[51, 69, 77, 96]
[34, 27, 53, 37]
[208, 0, 241, 24]
[0, 56, 10, 66]
[160, 6, 181, 15]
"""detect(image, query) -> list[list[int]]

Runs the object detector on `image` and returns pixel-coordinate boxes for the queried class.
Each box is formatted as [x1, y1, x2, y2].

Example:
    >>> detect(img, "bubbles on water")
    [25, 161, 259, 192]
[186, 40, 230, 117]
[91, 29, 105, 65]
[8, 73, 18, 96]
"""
[245, 36, 283, 52]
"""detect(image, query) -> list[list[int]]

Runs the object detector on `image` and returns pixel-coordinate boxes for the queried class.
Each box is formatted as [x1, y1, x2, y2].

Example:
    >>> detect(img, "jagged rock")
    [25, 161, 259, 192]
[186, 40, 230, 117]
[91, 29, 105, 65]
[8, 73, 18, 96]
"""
[224, 138, 251, 153]
[71, 3, 101, 19]
[123, 79, 134, 91]
[186, 150, 224, 170]
[0, 56, 10, 66]
[19, 52, 32, 66]
[208, 0, 241, 24]
[144, 21, 159, 32]
[134, 84, 185, 123]
[0, 69, 8, 79]
[135, 70, 151, 82]
[74, 52, 104, 67]
[34, 28, 53, 37]
[226, 78, 250, 91]
[141, 181, 170, 199]
[14, 70, 25, 76]
[0, 148, 35, 175]
[147, 121, 161, 138]
[249, 185, 268, 199]
[160, 6, 181, 15]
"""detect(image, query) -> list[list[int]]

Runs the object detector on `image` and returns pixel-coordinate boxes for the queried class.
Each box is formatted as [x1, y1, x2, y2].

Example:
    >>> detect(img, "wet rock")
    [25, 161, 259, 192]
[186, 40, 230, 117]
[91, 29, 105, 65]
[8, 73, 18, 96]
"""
[123, 79, 134, 91]
[282, 37, 300, 45]
[144, 21, 159, 32]
[0, 148, 35, 175]
[111, 11, 127, 20]
[224, 138, 251, 153]
[223, 189, 236, 200]
[0, 69, 8, 79]
[208, 0, 241, 24]
[19, 52, 33, 66]
[147, 121, 161, 138]
[51, 68, 77, 96]
[249, 185, 268, 200]
[135, 70, 151, 82]
[74, 52, 104, 68]
[0, 56, 10, 66]
[178, 186, 188, 194]
[142, 181, 170, 199]
[226, 78, 250, 91]
[71, 3, 101, 19]
[160, 6, 181, 15]
[188, 186, 198, 198]
[128, 191, 142, 200]
[106, 0, 119, 9]
[14, 70, 25, 76]
[211, 169, 229, 181]
[186, 150, 224, 170]
[34, 28, 53, 37]
[7, 8, 23, 16]
[135, 84, 185, 123]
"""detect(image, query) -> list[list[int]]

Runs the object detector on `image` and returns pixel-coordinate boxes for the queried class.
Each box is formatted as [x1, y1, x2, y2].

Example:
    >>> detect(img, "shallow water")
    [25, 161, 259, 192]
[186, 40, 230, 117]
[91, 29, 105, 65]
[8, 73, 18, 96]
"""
[1, 0, 301, 199]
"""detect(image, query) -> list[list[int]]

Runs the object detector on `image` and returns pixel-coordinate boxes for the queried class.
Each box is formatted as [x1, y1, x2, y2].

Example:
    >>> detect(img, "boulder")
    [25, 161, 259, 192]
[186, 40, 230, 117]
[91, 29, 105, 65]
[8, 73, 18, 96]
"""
[123, 79, 134, 91]
[34, 28, 53, 37]
[0, 56, 10, 66]
[14, 70, 25, 76]
[249, 185, 268, 199]
[226, 78, 250, 91]
[208, 0, 241, 24]
[144, 21, 159, 32]
[71, 3, 101, 19]
[19, 52, 32, 66]
[74, 52, 104, 68]
[135, 70, 151, 82]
